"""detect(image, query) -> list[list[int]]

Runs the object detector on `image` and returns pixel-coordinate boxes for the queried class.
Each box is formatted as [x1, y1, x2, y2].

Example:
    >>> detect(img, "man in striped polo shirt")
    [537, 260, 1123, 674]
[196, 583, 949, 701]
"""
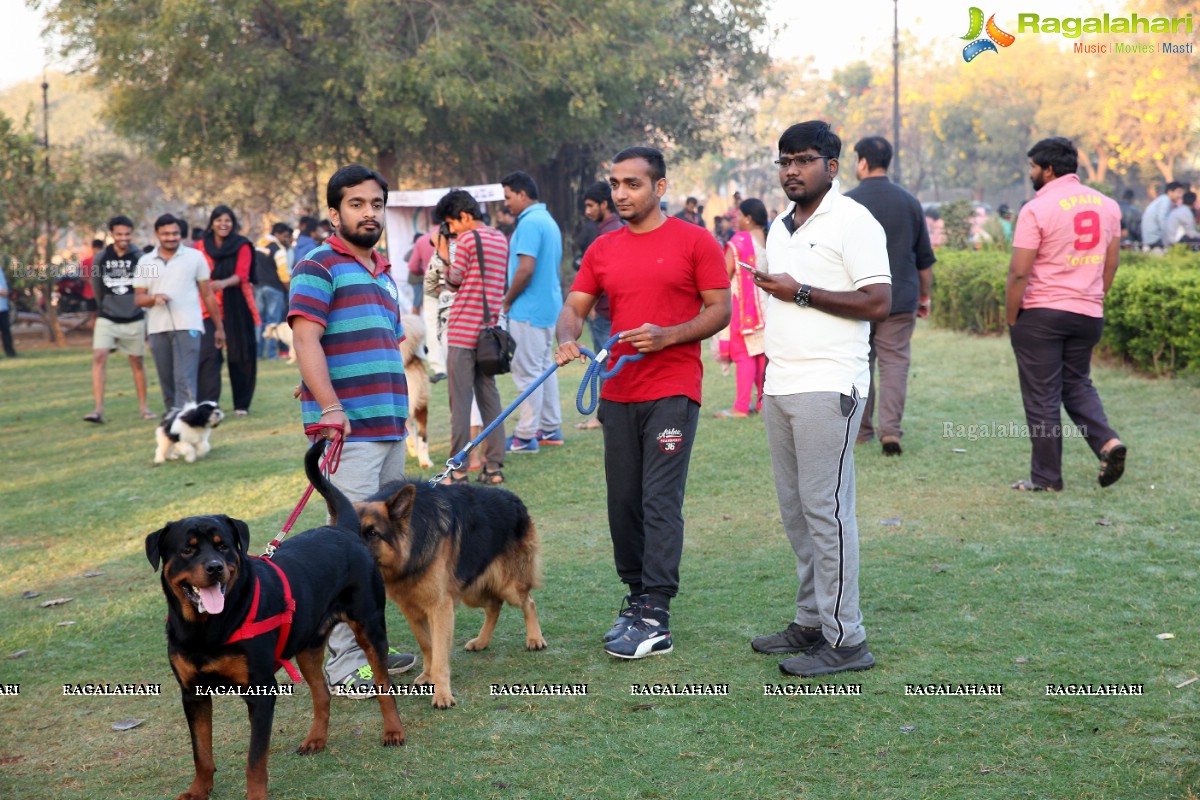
[434, 188, 509, 485]
[289, 164, 415, 692]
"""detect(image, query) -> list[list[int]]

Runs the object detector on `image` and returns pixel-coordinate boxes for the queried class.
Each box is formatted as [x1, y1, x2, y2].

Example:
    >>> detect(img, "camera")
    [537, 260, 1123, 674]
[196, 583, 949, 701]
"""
[438, 220, 452, 239]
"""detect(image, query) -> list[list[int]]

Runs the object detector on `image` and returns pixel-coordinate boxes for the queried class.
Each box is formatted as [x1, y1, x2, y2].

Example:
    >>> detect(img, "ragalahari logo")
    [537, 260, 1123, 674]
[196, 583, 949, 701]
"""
[961, 7, 1016, 62]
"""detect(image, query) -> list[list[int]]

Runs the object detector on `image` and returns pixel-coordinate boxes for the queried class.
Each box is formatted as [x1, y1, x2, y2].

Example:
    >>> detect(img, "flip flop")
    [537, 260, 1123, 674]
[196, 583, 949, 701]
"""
[1010, 479, 1059, 493]
[574, 418, 602, 430]
[141, 410, 158, 420]
[1098, 444, 1127, 488]
[83, 413, 104, 424]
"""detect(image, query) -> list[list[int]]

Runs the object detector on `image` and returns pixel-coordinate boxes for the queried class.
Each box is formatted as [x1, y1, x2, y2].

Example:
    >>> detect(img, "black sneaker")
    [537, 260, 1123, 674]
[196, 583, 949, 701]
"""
[602, 594, 642, 643]
[751, 622, 825, 654]
[779, 638, 875, 677]
[604, 604, 672, 659]
[386, 648, 416, 676]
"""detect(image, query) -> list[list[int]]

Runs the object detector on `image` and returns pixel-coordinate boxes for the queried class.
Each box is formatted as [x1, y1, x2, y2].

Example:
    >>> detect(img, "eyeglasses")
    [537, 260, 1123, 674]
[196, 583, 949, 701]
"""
[774, 155, 830, 169]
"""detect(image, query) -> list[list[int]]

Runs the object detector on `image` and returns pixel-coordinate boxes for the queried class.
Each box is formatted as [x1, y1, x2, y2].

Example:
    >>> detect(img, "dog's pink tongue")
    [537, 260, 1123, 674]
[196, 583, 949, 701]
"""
[198, 584, 225, 614]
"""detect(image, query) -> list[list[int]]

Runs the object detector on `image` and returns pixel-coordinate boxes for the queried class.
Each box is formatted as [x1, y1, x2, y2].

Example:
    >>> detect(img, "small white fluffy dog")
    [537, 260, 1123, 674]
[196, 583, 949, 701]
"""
[400, 314, 432, 469]
[262, 323, 295, 363]
[154, 401, 225, 464]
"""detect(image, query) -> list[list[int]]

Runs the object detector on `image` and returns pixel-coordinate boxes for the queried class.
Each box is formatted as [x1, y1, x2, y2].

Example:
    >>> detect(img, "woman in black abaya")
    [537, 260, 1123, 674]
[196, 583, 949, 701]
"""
[198, 205, 260, 414]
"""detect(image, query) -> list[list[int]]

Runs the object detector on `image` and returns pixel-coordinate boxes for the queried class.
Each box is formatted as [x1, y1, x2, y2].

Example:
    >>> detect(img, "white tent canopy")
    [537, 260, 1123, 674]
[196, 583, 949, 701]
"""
[384, 183, 505, 264]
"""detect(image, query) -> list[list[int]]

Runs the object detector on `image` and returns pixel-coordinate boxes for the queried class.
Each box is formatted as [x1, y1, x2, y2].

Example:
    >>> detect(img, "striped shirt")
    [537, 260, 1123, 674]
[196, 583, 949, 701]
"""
[445, 225, 508, 349]
[288, 235, 408, 442]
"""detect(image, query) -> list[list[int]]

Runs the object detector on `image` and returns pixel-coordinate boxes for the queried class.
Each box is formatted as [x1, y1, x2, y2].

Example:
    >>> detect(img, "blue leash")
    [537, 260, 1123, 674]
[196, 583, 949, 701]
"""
[430, 332, 644, 486]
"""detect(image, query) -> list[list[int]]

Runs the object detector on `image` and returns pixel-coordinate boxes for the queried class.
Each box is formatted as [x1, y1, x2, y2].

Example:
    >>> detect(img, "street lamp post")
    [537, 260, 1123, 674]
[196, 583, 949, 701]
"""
[892, 0, 902, 187]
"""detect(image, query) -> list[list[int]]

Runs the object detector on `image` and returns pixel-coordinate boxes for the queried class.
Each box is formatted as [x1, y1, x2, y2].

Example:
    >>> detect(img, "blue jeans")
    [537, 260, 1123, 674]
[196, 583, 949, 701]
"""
[254, 285, 286, 359]
[588, 311, 612, 351]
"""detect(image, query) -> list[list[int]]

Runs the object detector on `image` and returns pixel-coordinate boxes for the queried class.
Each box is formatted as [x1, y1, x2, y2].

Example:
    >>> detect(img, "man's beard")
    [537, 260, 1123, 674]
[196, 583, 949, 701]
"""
[1031, 173, 1045, 192]
[340, 223, 382, 249]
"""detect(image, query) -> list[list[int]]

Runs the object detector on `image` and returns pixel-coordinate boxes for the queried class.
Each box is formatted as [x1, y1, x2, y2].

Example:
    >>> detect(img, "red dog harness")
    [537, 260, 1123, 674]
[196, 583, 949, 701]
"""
[225, 556, 301, 682]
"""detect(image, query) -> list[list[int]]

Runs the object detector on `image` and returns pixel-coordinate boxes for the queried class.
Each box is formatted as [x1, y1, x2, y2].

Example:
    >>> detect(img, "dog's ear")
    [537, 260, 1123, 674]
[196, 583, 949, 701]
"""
[384, 484, 417, 522]
[216, 515, 251, 554]
[145, 523, 171, 570]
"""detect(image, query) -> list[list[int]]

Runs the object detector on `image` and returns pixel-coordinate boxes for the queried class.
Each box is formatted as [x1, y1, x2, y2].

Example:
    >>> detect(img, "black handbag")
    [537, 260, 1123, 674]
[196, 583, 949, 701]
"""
[472, 230, 516, 376]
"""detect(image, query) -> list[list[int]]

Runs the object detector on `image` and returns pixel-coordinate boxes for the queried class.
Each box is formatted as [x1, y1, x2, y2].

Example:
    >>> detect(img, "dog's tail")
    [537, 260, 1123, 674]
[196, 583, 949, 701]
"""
[304, 439, 359, 534]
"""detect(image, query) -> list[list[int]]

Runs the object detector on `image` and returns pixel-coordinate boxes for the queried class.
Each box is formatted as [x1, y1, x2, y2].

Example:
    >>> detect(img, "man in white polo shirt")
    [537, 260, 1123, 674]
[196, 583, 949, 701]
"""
[747, 121, 891, 677]
[134, 214, 224, 414]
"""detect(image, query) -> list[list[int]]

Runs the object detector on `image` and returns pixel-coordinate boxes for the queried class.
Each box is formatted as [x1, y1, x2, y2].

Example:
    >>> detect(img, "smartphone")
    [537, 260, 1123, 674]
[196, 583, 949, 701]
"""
[737, 260, 760, 277]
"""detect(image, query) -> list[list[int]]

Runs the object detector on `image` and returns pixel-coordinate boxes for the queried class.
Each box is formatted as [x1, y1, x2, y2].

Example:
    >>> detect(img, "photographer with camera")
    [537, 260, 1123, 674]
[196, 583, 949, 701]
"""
[434, 189, 510, 485]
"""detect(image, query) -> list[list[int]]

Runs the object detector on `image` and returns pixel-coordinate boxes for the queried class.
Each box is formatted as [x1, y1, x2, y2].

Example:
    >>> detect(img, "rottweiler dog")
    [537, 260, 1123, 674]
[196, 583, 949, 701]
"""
[341, 478, 546, 709]
[146, 441, 405, 800]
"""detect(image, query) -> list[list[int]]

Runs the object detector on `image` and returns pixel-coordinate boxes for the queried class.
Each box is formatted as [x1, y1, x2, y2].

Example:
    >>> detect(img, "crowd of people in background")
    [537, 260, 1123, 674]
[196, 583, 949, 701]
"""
[7, 143, 1169, 462]
[69, 210, 347, 421]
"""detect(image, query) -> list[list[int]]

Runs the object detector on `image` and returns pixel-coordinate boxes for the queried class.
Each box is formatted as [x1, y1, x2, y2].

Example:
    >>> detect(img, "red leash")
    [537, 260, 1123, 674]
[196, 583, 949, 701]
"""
[262, 425, 345, 558]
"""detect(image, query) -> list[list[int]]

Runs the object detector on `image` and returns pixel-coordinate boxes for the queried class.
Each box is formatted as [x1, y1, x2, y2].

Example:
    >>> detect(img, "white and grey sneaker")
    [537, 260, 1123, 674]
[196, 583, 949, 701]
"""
[604, 601, 672, 659]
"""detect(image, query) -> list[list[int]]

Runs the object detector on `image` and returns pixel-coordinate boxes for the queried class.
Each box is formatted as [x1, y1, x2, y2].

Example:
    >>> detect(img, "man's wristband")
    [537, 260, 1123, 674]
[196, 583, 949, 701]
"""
[319, 403, 344, 416]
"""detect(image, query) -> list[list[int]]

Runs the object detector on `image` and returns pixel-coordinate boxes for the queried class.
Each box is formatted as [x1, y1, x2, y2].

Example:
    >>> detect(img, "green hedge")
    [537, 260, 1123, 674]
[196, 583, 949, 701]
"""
[928, 248, 1200, 374]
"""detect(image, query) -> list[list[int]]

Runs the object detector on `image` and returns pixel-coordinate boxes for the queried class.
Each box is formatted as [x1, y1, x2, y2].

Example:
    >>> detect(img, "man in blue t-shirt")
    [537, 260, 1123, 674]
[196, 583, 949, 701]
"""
[501, 171, 565, 452]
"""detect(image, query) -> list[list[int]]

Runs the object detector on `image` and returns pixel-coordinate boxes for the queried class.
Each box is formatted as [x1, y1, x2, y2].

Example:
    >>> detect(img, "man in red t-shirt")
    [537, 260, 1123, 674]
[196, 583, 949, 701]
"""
[1006, 136, 1126, 492]
[555, 146, 731, 659]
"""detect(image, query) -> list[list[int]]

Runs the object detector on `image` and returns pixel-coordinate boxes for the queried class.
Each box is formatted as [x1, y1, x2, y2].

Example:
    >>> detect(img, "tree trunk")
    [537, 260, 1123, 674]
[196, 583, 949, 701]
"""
[42, 221, 66, 346]
[528, 143, 599, 274]
[376, 147, 399, 188]
[40, 281, 66, 346]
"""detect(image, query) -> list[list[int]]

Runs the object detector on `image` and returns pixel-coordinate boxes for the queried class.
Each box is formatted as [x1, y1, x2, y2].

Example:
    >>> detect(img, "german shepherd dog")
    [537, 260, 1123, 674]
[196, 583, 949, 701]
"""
[342, 479, 546, 708]
[400, 314, 432, 469]
[145, 442, 405, 800]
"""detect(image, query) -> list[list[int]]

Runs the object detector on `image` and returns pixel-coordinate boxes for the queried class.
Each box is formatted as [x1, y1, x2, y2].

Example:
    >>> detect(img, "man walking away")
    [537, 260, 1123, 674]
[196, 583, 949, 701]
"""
[846, 136, 935, 456]
[1006, 137, 1126, 493]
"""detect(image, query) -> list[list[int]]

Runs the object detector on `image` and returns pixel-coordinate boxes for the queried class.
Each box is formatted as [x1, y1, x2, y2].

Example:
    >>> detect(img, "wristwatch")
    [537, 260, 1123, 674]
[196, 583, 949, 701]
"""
[793, 284, 812, 308]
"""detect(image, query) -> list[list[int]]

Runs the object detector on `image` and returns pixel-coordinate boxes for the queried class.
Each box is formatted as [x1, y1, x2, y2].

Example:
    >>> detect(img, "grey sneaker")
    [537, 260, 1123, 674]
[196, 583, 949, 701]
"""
[386, 648, 416, 675]
[751, 622, 824, 654]
[779, 639, 875, 677]
[331, 664, 382, 699]
[602, 594, 641, 643]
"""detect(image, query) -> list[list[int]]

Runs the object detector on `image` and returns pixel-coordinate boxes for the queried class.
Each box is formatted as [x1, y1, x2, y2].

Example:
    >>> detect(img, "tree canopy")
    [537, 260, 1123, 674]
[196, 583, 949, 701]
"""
[38, 0, 771, 219]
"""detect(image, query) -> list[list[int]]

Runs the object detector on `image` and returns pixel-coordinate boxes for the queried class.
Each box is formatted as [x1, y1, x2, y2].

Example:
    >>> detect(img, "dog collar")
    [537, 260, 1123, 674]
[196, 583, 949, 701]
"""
[224, 557, 300, 682]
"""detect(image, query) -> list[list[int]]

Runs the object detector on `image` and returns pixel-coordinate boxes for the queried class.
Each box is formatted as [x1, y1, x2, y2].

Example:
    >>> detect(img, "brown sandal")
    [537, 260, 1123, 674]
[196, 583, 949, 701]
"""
[477, 468, 505, 485]
[439, 470, 469, 486]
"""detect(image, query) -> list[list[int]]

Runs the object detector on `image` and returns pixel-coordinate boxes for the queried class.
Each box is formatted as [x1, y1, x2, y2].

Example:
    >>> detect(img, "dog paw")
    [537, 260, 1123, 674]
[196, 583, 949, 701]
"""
[382, 728, 406, 747]
[412, 671, 432, 685]
[526, 637, 548, 651]
[463, 637, 489, 652]
[176, 785, 213, 800]
[296, 736, 327, 755]
[432, 693, 457, 709]
[418, 458, 433, 469]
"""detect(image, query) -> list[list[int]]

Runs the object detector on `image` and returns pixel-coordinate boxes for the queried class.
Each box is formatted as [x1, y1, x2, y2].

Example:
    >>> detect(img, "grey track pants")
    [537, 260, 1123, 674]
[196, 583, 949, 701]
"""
[763, 390, 867, 648]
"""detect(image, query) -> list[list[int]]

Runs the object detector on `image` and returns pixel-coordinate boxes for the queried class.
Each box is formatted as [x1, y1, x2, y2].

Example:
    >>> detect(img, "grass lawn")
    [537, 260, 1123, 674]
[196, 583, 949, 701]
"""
[1, 323, 1199, 799]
